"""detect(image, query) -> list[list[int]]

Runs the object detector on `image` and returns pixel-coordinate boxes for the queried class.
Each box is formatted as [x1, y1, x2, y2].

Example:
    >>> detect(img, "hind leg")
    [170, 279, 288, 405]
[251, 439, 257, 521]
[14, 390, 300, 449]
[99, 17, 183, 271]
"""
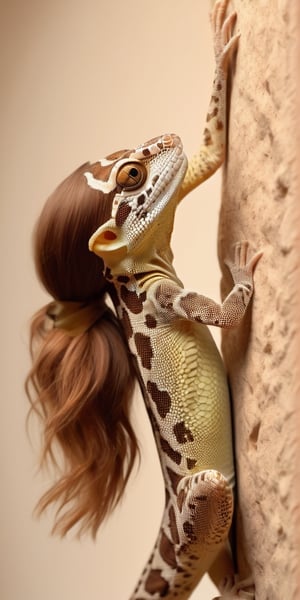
[176, 469, 234, 549]
[207, 523, 255, 598]
[209, 547, 254, 600]
[208, 543, 235, 589]
[131, 469, 234, 599]
[207, 529, 255, 599]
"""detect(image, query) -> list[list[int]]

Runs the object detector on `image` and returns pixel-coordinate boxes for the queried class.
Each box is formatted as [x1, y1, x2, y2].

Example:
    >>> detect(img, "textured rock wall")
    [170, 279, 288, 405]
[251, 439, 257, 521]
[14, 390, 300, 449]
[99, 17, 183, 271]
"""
[218, 2, 300, 598]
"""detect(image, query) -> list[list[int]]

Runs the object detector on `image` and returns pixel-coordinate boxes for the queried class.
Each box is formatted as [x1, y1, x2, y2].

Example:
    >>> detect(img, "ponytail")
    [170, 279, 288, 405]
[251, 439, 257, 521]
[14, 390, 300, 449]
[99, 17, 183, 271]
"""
[26, 163, 138, 537]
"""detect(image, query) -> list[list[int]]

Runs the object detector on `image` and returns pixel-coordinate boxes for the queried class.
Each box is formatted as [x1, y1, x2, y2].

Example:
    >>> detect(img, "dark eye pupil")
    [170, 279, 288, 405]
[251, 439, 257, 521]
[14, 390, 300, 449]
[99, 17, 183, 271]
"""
[129, 167, 139, 177]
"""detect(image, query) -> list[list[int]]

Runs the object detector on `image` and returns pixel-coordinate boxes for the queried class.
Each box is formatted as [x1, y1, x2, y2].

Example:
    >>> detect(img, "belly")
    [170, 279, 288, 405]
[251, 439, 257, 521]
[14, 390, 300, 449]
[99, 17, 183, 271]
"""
[138, 319, 234, 482]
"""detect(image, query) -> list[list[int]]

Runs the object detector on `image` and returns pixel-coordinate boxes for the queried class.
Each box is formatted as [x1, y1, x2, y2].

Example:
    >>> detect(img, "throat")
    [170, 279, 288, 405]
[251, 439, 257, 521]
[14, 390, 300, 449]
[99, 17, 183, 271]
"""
[133, 270, 173, 290]
[107, 244, 183, 290]
[137, 259, 183, 290]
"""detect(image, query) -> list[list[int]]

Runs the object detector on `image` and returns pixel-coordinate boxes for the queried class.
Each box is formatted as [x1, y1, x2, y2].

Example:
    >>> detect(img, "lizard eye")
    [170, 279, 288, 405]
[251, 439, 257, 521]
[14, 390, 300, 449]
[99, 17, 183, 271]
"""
[116, 162, 147, 190]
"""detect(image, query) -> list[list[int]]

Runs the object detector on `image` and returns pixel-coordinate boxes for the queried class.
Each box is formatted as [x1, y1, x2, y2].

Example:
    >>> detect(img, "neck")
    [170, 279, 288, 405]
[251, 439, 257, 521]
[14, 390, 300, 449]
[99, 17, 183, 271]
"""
[106, 246, 183, 291]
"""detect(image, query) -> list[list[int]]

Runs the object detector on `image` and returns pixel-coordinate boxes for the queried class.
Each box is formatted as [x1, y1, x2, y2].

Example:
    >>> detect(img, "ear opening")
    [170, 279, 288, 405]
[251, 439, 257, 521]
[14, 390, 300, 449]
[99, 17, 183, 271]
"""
[89, 219, 127, 262]
[103, 230, 117, 241]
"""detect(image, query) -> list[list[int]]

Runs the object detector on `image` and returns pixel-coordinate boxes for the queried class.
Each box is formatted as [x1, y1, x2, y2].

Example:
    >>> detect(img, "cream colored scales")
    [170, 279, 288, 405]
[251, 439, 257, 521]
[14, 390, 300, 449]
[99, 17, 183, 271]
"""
[86, 2, 261, 597]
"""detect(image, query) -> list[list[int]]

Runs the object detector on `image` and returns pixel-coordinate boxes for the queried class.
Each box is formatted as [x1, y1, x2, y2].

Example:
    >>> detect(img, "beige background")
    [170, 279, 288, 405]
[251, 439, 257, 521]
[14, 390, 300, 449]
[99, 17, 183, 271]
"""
[1, 1, 224, 598]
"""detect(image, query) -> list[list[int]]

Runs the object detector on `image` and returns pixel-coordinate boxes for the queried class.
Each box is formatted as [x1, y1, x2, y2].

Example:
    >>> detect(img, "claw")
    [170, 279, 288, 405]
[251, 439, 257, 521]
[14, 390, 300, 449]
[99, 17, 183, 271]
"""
[211, 0, 230, 32]
[224, 241, 263, 287]
[213, 575, 255, 599]
[222, 11, 237, 45]
[211, 0, 240, 73]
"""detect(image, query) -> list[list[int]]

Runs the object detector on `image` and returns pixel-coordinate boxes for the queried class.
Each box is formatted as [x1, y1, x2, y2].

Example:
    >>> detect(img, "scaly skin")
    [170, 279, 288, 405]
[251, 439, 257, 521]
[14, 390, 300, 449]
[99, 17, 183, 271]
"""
[86, 1, 259, 598]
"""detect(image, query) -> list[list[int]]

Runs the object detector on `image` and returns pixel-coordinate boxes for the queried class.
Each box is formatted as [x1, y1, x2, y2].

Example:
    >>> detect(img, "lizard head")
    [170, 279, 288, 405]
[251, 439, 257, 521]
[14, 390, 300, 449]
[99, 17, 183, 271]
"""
[86, 134, 187, 269]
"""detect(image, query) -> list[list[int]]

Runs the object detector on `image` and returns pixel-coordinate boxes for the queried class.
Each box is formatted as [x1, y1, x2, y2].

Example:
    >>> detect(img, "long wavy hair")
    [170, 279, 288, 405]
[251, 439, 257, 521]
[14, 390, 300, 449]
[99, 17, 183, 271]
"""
[26, 163, 138, 537]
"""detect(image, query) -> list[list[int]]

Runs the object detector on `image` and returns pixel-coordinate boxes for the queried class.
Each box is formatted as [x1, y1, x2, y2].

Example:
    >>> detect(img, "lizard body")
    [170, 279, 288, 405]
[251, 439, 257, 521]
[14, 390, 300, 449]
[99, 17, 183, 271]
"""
[85, 2, 259, 597]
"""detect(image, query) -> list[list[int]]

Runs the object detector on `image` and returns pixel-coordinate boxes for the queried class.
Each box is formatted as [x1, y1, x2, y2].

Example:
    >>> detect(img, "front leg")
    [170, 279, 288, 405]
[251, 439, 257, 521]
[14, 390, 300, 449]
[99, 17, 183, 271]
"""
[153, 242, 262, 328]
[178, 0, 240, 200]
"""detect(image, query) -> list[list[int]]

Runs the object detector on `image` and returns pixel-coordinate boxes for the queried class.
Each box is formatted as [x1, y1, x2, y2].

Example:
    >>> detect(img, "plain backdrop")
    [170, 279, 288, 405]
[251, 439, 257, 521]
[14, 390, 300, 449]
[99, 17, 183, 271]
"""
[0, 1, 223, 598]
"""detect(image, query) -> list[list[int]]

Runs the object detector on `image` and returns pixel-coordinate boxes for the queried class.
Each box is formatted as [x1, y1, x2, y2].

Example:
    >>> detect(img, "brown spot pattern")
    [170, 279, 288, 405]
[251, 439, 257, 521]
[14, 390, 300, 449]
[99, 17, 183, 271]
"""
[204, 128, 212, 145]
[176, 566, 185, 575]
[134, 332, 153, 369]
[164, 487, 171, 506]
[89, 161, 118, 184]
[168, 505, 180, 544]
[166, 467, 182, 494]
[155, 283, 179, 310]
[159, 531, 177, 568]
[173, 421, 194, 444]
[177, 488, 186, 512]
[187, 458, 197, 470]
[120, 308, 133, 339]
[137, 193, 146, 206]
[206, 107, 218, 121]
[147, 381, 171, 418]
[216, 120, 224, 131]
[145, 569, 169, 596]
[189, 554, 199, 560]
[145, 314, 157, 328]
[115, 202, 131, 227]
[120, 286, 146, 313]
[183, 521, 197, 543]
[160, 436, 181, 465]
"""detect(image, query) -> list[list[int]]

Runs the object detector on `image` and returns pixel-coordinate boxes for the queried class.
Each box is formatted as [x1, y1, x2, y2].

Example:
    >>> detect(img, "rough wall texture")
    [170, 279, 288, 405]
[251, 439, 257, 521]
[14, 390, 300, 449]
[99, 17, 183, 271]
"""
[218, 2, 300, 599]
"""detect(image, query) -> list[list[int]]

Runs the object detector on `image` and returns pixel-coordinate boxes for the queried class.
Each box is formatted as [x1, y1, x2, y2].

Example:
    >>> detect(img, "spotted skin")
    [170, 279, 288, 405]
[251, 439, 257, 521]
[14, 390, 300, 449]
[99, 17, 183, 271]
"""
[147, 381, 172, 418]
[88, 2, 258, 598]
[114, 282, 238, 599]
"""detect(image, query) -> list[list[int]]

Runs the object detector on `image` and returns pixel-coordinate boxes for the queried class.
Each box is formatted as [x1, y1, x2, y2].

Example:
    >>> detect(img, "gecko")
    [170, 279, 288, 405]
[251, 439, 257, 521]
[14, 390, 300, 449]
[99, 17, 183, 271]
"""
[85, 1, 260, 598]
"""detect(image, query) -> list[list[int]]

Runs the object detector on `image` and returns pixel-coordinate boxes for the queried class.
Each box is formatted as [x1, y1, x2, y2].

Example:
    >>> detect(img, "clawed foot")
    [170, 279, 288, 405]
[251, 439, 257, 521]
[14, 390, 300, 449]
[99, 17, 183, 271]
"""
[211, 0, 240, 74]
[213, 575, 255, 599]
[225, 241, 263, 287]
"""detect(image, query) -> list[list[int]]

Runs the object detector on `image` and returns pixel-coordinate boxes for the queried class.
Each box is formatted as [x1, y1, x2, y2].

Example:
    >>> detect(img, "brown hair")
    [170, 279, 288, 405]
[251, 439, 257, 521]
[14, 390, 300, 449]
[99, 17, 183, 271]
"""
[26, 163, 138, 537]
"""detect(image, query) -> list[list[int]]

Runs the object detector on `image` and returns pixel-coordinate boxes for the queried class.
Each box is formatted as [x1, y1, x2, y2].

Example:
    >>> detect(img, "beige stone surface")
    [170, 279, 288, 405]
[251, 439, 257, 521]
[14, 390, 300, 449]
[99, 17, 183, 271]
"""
[219, 2, 300, 598]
